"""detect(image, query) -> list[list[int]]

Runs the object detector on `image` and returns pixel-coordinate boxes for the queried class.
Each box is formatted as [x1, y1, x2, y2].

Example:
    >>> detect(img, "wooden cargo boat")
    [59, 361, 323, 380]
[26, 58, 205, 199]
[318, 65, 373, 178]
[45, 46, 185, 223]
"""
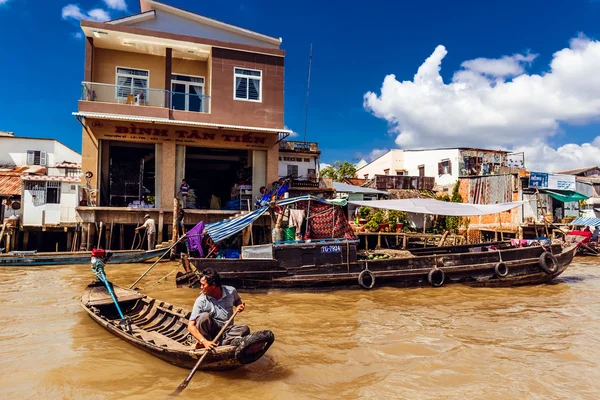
[175, 195, 577, 290]
[81, 281, 274, 370]
[0, 247, 167, 267]
[177, 240, 577, 290]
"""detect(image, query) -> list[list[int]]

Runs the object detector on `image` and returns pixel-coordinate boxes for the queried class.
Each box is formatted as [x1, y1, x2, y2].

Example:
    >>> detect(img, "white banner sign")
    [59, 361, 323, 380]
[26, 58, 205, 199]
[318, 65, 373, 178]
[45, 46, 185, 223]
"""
[548, 174, 576, 191]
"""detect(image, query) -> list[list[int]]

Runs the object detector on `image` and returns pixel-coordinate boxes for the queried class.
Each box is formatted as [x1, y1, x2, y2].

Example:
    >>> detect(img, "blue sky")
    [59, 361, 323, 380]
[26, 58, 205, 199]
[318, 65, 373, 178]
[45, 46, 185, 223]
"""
[2, 0, 600, 171]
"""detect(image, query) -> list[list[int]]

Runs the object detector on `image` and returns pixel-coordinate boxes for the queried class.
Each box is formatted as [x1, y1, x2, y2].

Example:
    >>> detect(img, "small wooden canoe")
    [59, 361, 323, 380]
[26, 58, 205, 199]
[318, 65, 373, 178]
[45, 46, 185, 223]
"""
[0, 248, 168, 267]
[80, 281, 274, 370]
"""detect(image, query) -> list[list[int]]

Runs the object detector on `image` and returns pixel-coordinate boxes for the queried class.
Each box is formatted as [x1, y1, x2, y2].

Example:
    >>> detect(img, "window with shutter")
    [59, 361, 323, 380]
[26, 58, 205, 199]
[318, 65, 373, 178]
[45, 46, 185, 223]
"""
[418, 165, 425, 178]
[116, 67, 149, 99]
[40, 151, 47, 166]
[27, 150, 35, 165]
[234, 68, 262, 102]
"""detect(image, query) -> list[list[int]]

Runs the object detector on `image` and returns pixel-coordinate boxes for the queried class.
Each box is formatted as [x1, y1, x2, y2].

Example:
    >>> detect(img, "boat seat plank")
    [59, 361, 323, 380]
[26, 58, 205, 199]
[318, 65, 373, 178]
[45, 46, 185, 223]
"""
[83, 285, 145, 306]
[121, 323, 189, 351]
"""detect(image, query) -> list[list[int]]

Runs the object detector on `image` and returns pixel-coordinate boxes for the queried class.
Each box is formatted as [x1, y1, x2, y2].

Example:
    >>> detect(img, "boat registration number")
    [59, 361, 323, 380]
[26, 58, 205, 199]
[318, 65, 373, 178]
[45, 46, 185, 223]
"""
[321, 245, 341, 253]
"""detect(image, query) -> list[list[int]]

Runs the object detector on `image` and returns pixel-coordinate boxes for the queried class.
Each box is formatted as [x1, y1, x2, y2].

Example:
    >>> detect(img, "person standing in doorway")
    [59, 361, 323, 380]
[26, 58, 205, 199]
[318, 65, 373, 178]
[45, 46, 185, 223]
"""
[135, 214, 156, 251]
[177, 179, 190, 208]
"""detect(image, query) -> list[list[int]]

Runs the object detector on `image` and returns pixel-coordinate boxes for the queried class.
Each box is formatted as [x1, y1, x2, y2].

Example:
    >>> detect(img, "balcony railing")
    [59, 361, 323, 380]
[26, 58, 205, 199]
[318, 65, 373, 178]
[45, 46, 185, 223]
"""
[80, 82, 210, 113]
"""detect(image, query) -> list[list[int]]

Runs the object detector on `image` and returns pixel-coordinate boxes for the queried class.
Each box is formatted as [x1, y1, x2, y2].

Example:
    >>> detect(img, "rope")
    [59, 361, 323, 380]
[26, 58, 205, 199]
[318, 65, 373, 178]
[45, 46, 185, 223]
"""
[146, 264, 184, 288]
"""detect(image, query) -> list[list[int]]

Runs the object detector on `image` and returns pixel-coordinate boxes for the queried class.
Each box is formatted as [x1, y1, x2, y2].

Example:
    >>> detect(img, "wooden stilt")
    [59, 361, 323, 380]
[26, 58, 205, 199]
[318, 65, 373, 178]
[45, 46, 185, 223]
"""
[120, 224, 125, 250]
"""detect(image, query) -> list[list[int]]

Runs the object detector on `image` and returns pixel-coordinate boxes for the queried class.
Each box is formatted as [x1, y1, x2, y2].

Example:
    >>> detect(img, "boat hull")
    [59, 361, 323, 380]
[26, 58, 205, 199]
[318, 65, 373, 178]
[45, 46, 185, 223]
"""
[178, 243, 577, 290]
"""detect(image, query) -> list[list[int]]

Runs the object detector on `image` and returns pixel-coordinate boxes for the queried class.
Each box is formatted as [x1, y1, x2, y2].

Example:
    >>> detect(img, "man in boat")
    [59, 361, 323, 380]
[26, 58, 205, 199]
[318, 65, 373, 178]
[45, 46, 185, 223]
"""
[135, 214, 156, 251]
[188, 268, 248, 350]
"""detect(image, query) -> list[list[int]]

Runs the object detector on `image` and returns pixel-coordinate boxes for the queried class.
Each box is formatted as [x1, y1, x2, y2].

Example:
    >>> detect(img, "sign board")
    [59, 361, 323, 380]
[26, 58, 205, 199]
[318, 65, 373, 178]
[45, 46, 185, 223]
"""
[529, 172, 576, 191]
[528, 172, 548, 188]
[87, 119, 275, 150]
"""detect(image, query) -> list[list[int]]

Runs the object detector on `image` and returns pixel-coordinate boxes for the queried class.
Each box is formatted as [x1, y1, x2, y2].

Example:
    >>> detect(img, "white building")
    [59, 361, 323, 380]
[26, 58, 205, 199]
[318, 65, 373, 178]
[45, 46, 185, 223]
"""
[0, 132, 82, 227]
[357, 148, 515, 189]
[278, 141, 320, 181]
[356, 150, 404, 179]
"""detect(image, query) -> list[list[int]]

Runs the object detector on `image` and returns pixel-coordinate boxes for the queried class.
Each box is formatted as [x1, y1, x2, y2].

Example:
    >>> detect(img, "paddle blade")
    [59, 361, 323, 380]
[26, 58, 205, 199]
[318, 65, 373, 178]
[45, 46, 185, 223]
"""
[169, 382, 189, 397]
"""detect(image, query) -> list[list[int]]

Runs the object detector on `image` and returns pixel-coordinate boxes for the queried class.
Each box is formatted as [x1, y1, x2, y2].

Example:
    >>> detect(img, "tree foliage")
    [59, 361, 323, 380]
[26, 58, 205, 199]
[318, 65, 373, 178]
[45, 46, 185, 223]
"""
[320, 161, 357, 182]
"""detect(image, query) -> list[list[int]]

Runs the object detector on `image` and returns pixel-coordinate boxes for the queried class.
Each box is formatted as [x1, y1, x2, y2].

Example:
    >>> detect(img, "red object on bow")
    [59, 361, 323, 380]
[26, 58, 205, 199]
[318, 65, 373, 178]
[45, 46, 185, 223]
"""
[91, 248, 105, 257]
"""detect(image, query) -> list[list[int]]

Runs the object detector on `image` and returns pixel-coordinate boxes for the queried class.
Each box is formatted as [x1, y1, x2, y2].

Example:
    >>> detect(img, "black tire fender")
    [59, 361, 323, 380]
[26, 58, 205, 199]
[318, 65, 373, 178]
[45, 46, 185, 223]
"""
[427, 268, 445, 287]
[494, 262, 509, 277]
[235, 330, 275, 365]
[358, 269, 376, 289]
[539, 251, 558, 274]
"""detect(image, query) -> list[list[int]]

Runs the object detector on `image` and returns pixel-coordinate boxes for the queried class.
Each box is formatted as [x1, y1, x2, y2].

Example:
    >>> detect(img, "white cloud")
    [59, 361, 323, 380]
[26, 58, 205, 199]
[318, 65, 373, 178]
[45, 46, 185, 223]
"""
[103, 0, 127, 11]
[0, 0, 10, 5]
[87, 8, 110, 22]
[62, 4, 86, 19]
[62, 4, 111, 22]
[364, 34, 600, 170]
[513, 138, 600, 173]
[367, 148, 389, 161]
[284, 125, 299, 138]
[72, 31, 83, 39]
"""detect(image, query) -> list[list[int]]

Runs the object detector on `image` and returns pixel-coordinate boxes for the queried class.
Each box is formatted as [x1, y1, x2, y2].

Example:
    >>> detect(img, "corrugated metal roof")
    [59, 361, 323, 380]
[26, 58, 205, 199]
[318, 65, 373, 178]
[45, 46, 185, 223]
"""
[333, 182, 387, 194]
[0, 175, 22, 195]
[0, 166, 46, 196]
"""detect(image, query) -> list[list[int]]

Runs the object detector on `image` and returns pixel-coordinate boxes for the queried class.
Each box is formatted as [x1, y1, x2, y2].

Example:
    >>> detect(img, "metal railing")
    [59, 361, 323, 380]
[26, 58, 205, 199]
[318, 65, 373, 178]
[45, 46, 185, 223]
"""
[80, 82, 211, 113]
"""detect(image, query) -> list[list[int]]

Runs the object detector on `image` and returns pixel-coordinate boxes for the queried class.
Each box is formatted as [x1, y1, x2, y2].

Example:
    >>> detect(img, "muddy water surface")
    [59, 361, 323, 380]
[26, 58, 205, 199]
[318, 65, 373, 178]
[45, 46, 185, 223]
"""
[1, 258, 600, 399]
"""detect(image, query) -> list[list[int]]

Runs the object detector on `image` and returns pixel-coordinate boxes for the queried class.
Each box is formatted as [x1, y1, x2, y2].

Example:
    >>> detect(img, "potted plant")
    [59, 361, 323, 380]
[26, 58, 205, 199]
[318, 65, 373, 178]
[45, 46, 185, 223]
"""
[365, 219, 379, 232]
[371, 210, 388, 231]
[396, 211, 408, 232]
[357, 206, 372, 225]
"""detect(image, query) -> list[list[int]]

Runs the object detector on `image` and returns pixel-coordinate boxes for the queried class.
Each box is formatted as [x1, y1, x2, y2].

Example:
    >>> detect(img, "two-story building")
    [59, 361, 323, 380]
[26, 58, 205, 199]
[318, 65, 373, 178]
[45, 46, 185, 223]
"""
[0, 131, 81, 251]
[357, 148, 517, 191]
[73, 0, 289, 247]
[278, 140, 320, 180]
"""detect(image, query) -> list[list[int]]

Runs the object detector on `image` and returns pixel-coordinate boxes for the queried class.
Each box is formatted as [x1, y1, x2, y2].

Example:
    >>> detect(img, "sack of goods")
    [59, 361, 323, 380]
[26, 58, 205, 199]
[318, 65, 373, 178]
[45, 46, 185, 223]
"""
[186, 189, 197, 209]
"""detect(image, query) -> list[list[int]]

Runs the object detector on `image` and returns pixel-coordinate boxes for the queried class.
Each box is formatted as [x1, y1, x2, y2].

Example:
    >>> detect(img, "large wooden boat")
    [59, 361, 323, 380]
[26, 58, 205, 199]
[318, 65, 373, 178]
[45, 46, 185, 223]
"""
[176, 240, 577, 290]
[80, 281, 274, 370]
[0, 247, 167, 267]
[175, 195, 577, 290]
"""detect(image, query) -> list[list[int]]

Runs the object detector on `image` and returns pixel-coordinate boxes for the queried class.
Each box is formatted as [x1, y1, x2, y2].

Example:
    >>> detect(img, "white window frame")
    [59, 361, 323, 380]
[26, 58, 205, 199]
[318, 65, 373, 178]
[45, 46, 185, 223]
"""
[233, 67, 262, 103]
[26, 150, 47, 166]
[171, 73, 205, 112]
[115, 66, 150, 100]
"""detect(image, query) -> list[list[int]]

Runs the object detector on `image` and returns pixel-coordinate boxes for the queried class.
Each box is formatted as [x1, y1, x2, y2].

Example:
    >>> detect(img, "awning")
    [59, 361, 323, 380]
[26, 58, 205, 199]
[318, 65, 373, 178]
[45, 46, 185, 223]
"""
[349, 198, 526, 216]
[206, 206, 269, 243]
[546, 190, 589, 203]
[571, 217, 600, 227]
[205, 195, 344, 243]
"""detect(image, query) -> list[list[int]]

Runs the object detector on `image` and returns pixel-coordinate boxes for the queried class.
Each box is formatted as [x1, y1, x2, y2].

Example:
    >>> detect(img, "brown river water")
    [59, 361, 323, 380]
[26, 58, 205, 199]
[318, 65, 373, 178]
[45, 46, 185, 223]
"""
[1, 258, 600, 399]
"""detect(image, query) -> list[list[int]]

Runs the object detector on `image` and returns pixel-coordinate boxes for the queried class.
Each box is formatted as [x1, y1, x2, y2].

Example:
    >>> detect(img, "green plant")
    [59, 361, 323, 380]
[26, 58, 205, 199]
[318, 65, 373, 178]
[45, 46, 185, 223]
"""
[365, 219, 379, 232]
[358, 206, 372, 220]
[371, 210, 385, 224]
[388, 210, 399, 224]
[320, 161, 357, 182]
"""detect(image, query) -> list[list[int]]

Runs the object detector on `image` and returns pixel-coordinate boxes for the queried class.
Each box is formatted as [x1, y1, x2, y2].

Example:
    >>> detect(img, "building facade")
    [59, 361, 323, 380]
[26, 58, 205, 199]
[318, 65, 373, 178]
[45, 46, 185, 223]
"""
[0, 132, 81, 251]
[278, 141, 320, 181]
[357, 148, 516, 190]
[74, 0, 288, 246]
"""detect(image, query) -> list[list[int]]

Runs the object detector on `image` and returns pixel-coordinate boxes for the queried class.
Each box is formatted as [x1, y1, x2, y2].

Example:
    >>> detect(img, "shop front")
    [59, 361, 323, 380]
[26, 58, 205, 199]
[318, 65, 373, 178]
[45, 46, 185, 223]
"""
[81, 118, 278, 212]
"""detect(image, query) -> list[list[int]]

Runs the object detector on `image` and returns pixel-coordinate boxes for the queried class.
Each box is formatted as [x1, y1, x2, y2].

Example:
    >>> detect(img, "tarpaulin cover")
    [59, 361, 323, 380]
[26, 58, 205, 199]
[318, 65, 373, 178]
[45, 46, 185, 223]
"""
[545, 190, 590, 203]
[206, 206, 269, 243]
[571, 217, 600, 227]
[349, 198, 526, 216]
[297, 201, 356, 240]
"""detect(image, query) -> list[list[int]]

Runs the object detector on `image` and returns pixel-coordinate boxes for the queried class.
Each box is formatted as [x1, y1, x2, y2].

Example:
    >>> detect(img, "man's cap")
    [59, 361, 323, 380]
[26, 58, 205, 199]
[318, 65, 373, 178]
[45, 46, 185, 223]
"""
[144, 214, 150, 219]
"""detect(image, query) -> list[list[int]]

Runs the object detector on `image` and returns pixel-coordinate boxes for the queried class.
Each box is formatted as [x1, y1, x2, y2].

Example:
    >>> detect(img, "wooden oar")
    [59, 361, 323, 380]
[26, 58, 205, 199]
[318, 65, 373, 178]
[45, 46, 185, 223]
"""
[170, 310, 239, 397]
[128, 234, 187, 289]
